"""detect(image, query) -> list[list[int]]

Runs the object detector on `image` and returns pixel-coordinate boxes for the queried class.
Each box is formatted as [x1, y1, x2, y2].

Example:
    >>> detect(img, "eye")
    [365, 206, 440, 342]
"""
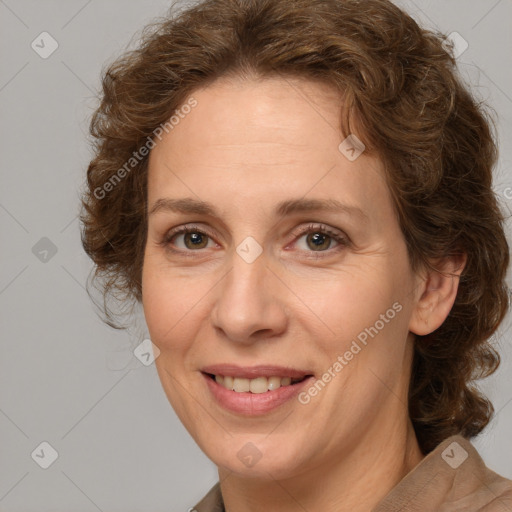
[291, 223, 350, 253]
[161, 225, 217, 252]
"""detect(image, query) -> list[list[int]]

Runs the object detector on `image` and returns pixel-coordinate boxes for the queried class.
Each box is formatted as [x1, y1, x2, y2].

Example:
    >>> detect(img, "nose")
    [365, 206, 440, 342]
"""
[211, 247, 288, 345]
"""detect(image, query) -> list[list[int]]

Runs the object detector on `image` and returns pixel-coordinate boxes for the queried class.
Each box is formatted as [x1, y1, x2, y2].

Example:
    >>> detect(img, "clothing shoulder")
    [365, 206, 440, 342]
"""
[374, 435, 512, 512]
[193, 482, 224, 512]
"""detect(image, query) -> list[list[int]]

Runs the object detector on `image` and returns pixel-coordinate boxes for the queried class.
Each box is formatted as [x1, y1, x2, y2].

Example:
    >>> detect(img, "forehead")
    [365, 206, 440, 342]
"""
[147, 76, 392, 223]
[153, 75, 348, 157]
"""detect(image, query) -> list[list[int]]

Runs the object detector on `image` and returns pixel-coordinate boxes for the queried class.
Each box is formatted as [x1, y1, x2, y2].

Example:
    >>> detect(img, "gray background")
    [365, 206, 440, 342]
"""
[0, 0, 511, 510]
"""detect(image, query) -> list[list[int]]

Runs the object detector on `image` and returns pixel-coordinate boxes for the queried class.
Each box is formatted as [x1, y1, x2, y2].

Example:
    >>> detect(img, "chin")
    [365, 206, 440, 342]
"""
[200, 433, 311, 480]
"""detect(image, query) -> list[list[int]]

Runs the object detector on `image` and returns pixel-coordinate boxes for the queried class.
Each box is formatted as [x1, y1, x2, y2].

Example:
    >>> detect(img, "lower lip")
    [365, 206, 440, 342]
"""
[203, 373, 313, 416]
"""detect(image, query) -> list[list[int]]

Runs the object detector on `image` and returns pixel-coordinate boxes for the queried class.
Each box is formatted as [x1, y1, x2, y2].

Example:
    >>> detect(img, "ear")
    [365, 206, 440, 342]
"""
[409, 252, 467, 336]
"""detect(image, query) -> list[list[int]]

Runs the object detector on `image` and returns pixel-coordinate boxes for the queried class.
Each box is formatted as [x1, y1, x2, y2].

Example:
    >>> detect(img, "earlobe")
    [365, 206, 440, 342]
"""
[409, 252, 467, 336]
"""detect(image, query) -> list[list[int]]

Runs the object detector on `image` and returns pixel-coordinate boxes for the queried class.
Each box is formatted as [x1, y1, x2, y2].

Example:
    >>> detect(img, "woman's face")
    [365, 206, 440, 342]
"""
[142, 76, 423, 479]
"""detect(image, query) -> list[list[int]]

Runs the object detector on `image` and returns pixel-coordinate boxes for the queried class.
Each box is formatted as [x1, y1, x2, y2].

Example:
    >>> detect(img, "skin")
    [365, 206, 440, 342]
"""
[142, 75, 466, 512]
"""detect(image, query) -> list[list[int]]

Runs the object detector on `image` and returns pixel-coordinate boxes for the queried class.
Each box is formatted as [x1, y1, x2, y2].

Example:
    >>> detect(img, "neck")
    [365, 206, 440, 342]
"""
[219, 419, 424, 512]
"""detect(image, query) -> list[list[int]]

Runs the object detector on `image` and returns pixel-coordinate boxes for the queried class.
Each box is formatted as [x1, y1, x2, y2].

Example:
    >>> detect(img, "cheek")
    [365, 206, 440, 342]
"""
[311, 281, 411, 389]
[142, 271, 192, 396]
[141, 258, 183, 346]
[291, 270, 399, 347]
[142, 270, 168, 339]
[141, 257, 211, 352]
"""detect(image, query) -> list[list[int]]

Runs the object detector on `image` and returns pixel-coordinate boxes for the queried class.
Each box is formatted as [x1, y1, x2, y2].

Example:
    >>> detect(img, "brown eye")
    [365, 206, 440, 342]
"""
[162, 227, 216, 252]
[183, 232, 209, 249]
[291, 223, 350, 255]
[305, 232, 332, 251]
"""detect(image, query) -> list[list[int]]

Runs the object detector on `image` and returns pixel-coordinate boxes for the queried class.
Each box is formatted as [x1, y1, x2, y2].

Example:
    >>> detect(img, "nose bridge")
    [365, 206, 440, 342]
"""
[212, 243, 287, 343]
[229, 250, 265, 299]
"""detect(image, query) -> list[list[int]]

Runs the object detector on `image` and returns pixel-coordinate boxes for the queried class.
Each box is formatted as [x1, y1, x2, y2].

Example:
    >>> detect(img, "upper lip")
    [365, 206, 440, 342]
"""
[201, 364, 313, 379]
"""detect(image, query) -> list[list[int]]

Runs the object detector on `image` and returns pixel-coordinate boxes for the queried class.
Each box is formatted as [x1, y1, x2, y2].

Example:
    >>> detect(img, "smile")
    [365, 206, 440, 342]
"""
[201, 365, 314, 415]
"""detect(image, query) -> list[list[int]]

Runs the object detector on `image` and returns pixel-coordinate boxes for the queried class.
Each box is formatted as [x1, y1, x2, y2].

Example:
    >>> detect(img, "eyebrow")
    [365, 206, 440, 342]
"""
[148, 197, 369, 224]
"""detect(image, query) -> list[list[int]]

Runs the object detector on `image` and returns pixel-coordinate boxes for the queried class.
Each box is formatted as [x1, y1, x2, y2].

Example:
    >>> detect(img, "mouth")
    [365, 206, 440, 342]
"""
[201, 365, 314, 415]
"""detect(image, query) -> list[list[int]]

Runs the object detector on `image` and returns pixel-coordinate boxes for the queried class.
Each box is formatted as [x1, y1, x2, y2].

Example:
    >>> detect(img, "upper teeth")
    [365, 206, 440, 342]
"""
[214, 375, 300, 393]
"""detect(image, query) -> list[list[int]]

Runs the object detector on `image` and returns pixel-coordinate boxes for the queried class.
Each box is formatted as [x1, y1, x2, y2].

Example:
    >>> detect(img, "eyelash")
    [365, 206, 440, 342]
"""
[160, 223, 350, 258]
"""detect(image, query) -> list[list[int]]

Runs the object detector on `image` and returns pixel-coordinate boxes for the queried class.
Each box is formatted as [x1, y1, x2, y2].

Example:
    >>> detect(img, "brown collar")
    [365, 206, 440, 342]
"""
[193, 435, 512, 512]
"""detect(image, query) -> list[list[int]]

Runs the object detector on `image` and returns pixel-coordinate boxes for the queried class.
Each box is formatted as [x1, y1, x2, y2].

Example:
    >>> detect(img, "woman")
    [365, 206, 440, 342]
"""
[80, 0, 512, 510]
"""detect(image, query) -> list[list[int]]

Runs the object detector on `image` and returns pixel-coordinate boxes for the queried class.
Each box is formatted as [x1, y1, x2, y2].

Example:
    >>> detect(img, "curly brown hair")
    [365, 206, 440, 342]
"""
[80, 0, 510, 454]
